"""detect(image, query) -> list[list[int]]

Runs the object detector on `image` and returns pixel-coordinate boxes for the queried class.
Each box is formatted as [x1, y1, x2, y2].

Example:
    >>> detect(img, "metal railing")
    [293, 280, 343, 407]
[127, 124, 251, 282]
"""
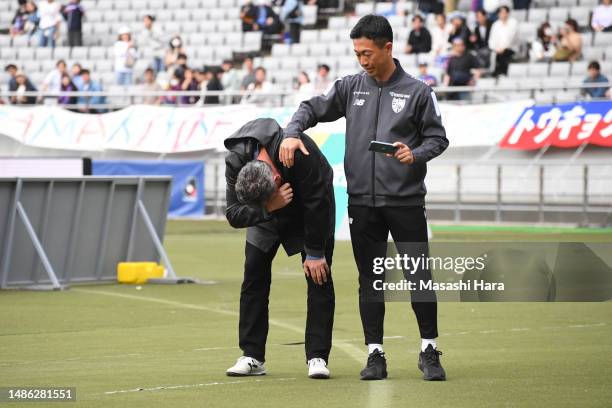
[201, 160, 612, 226]
[1, 82, 610, 110]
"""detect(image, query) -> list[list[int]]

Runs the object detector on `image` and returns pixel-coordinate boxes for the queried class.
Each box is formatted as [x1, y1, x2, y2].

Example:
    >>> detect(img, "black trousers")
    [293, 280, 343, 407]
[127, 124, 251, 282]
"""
[68, 31, 82, 47]
[239, 240, 335, 363]
[494, 49, 514, 77]
[288, 23, 301, 44]
[348, 205, 438, 344]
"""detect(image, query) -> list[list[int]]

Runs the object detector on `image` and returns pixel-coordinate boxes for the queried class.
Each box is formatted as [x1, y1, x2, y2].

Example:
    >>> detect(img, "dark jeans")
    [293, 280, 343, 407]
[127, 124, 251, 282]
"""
[239, 240, 335, 363]
[348, 205, 438, 344]
[288, 22, 301, 44]
[68, 31, 82, 47]
[494, 49, 514, 77]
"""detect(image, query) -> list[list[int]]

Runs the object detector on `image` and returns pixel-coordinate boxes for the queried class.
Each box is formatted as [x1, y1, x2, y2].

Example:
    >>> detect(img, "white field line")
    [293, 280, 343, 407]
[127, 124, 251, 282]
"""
[73, 288, 368, 363]
[100, 377, 296, 396]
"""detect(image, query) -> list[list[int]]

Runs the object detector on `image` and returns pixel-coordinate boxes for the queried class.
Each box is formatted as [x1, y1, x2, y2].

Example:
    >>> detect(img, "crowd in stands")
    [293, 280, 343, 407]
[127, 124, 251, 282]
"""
[1, 0, 611, 109]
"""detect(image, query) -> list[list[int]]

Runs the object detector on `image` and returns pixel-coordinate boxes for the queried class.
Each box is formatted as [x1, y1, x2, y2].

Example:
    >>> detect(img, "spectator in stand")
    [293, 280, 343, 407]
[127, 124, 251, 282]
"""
[292, 70, 314, 105]
[61, 0, 85, 47]
[70, 62, 83, 89]
[582, 61, 610, 98]
[470, 9, 491, 49]
[313, 63, 331, 93]
[247, 0, 283, 36]
[180, 68, 200, 105]
[444, 38, 481, 100]
[140, 68, 162, 105]
[37, 0, 62, 47]
[58, 73, 78, 110]
[114, 26, 138, 86]
[281, 0, 303, 44]
[530, 22, 556, 62]
[10, 2, 29, 37]
[513, 0, 531, 10]
[240, 0, 258, 32]
[164, 71, 182, 105]
[203, 67, 224, 105]
[482, 0, 510, 20]
[240, 56, 256, 90]
[592, 0, 612, 32]
[77, 69, 105, 113]
[138, 15, 165, 74]
[172, 53, 189, 81]
[417, 62, 438, 86]
[429, 13, 451, 58]
[405, 15, 432, 55]
[40, 59, 67, 101]
[5, 64, 36, 95]
[164, 35, 187, 75]
[242, 66, 275, 105]
[553, 19, 582, 62]
[11, 71, 38, 105]
[417, 0, 444, 15]
[488, 6, 518, 76]
[221, 60, 241, 103]
[448, 12, 472, 47]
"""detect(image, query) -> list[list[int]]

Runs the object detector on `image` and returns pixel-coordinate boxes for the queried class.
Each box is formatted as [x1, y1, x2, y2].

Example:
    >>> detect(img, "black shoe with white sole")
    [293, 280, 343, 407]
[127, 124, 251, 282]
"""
[360, 349, 388, 380]
[418, 344, 446, 381]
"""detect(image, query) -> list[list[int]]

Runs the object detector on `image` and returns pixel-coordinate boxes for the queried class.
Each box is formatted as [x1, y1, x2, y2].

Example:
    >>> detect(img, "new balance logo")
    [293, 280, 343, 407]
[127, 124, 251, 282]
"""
[353, 98, 365, 106]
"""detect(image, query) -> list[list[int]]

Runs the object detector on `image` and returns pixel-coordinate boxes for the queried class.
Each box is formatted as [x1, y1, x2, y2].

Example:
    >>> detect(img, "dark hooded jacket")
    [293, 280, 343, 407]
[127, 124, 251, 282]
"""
[224, 118, 335, 258]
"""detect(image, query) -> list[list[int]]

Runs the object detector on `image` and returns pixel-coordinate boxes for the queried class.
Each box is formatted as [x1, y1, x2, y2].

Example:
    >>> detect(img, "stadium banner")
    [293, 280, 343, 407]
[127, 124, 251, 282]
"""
[0, 101, 530, 153]
[499, 100, 612, 150]
[92, 160, 204, 217]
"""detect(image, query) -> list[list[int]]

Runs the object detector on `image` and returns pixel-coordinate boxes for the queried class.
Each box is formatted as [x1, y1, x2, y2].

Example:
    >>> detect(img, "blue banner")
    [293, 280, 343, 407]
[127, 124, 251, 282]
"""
[92, 160, 205, 217]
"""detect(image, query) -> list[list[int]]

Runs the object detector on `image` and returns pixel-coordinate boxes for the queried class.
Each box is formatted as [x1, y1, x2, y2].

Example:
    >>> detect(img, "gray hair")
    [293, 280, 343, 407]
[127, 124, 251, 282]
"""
[235, 160, 276, 205]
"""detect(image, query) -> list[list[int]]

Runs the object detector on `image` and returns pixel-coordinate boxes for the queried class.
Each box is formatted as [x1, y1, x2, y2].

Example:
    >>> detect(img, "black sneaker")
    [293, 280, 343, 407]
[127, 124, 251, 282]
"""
[360, 349, 388, 380]
[418, 344, 446, 381]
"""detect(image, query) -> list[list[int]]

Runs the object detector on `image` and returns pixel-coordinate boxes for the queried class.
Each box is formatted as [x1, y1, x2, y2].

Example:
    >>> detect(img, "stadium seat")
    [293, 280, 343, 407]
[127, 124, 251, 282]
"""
[355, 3, 375, 16]
[528, 8, 548, 23]
[557, 0, 577, 6]
[550, 62, 571, 77]
[291, 43, 310, 57]
[593, 32, 612, 47]
[328, 17, 347, 30]
[528, 63, 550, 77]
[319, 30, 338, 43]
[508, 63, 529, 77]
[242, 32, 262, 52]
[281, 58, 300, 71]
[375, 2, 395, 15]
[548, 8, 570, 23]
[301, 30, 319, 44]
[272, 43, 290, 57]
[310, 43, 329, 57]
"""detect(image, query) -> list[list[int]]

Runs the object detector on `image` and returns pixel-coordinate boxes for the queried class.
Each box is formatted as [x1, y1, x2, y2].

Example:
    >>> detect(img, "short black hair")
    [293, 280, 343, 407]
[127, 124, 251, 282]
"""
[498, 5, 510, 13]
[56, 59, 66, 67]
[255, 66, 266, 74]
[412, 14, 424, 23]
[588, 61, 601, 71]
[4, 64, 17, 72]
[350, 14, 393, 48]
[318, 63, 330, 72]
[81, 69, 90, 75]
[177, 53, 188, 60]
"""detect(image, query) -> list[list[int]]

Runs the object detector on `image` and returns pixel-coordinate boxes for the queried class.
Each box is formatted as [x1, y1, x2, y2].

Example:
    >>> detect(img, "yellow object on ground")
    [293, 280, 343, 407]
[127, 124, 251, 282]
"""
[117, 262, 164, 284]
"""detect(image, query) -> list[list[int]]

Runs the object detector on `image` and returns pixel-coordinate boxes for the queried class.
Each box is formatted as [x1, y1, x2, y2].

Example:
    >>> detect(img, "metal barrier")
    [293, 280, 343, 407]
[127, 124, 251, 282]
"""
[0, 177, 180, 290]
[201, 160, 612, 226]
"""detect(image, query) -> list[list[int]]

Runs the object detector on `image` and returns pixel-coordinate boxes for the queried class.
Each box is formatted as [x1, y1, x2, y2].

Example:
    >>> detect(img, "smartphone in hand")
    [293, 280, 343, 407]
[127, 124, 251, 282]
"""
[368, 141, 399, 154]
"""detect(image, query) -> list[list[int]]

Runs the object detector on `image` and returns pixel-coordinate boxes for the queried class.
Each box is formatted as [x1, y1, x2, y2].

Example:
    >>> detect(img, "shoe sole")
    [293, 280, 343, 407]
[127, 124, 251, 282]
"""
[360, 372, 388, 381]
[308, 373, 330, 379]
[418, 362, 446, 381]
[226, 371, 267, 377]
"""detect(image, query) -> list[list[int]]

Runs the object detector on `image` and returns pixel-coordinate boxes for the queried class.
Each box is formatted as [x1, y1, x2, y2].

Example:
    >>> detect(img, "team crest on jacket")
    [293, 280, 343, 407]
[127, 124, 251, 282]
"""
[391, 97, 405, 113]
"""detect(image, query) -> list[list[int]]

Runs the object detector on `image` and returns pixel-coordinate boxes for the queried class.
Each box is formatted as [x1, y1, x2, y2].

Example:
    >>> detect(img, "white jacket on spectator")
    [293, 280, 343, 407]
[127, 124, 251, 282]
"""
[114, 41, 138, 73]
[38, 0, 62, 30]
[488, 17, 519, 52]
[138, 26, 165, 58]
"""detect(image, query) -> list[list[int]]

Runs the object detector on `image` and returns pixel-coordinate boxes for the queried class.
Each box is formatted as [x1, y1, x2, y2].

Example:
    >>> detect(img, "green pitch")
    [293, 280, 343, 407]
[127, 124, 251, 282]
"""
[1, 221, 611, 407]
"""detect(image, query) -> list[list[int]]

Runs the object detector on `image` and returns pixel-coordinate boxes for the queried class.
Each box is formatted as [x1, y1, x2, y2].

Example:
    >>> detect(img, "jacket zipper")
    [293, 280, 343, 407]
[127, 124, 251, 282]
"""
[372, 86, 382, 206]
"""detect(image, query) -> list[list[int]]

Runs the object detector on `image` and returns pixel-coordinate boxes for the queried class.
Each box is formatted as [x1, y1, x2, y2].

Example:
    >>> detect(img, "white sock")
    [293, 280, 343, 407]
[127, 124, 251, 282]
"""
[368, 343, 383, 354]
[421, 338, 437, 352]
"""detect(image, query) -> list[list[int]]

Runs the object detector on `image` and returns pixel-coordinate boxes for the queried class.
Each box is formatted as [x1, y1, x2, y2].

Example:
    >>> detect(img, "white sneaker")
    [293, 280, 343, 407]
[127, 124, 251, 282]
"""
[226, 356, 266, 376]
[307, 358, 330, 379]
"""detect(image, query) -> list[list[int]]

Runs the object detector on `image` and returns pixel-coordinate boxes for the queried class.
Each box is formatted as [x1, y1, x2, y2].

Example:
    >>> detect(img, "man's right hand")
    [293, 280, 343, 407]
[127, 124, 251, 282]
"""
[264, 183, 293, 212]
[279, 137, 309, 168]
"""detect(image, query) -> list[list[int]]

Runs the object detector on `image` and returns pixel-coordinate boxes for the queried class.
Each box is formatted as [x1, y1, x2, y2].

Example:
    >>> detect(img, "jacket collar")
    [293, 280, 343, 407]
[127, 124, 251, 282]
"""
[365, 58, 405, 87]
